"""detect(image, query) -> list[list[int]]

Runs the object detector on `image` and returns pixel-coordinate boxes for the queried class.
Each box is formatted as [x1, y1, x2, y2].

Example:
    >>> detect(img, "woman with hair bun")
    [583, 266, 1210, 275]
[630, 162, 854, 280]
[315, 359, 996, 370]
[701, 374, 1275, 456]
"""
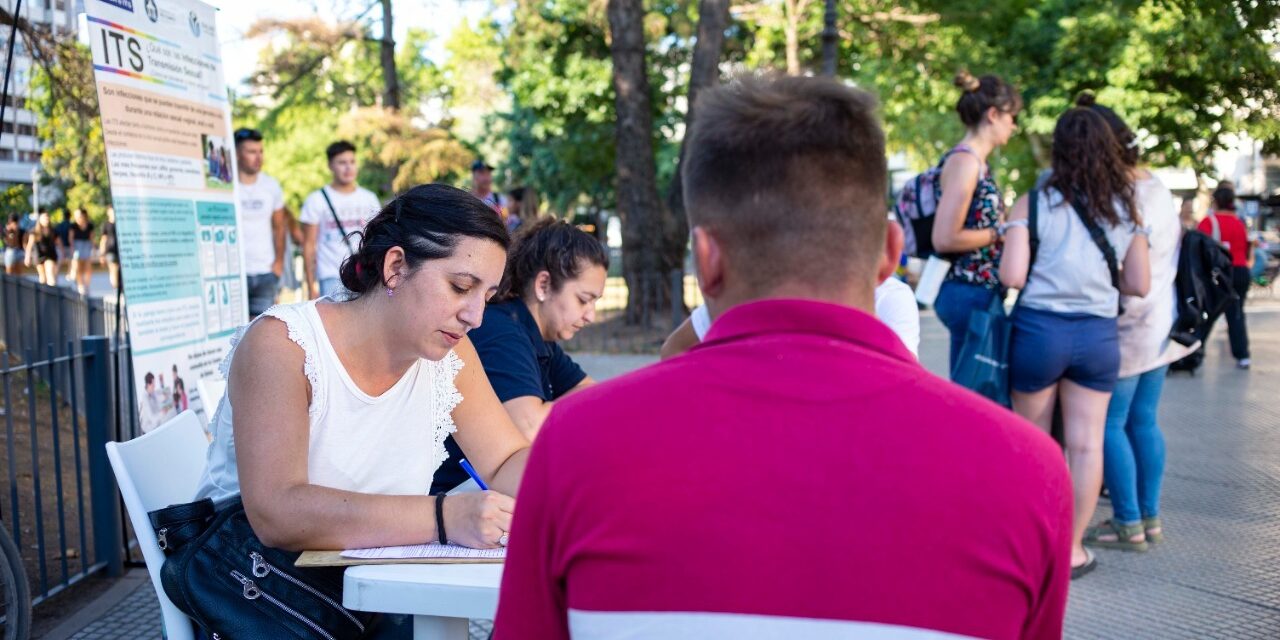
[196, 183, 532, 564]
[433, 217, 608, 493]
[932, 71, 1023, 373]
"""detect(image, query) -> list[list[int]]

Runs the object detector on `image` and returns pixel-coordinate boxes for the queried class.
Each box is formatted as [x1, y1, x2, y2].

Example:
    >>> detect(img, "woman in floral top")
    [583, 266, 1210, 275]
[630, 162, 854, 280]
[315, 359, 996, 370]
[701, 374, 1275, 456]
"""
[932, 71, 1022, 374]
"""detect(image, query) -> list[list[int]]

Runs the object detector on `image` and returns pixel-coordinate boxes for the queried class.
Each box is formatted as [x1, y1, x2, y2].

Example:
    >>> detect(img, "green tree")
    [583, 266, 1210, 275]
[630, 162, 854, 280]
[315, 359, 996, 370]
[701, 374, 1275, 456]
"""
[27, 40, 110, 217]
[240, 16, 463, 205]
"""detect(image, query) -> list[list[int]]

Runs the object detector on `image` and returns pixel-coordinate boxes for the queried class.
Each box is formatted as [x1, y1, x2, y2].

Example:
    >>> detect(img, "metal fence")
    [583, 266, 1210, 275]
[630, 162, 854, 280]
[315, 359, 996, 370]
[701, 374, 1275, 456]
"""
[0, 275, 135, 605]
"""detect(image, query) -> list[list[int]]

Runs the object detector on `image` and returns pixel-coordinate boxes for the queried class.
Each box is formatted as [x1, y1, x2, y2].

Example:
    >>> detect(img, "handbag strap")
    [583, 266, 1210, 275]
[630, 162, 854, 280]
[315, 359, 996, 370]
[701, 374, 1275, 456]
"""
[1068, 194, 1125, 315]
[319, 187, 356, 253]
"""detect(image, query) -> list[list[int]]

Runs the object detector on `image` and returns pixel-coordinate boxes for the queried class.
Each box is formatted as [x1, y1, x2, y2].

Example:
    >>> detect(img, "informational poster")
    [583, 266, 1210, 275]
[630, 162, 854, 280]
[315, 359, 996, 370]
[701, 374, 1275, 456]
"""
[85, 0, 243, 431]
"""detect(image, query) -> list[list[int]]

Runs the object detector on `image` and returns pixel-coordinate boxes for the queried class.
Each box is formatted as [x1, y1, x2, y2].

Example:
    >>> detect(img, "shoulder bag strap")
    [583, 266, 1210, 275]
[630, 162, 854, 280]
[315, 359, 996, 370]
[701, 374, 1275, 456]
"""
[318, 187, 355, 253]
[1068, 194, 1125, 315]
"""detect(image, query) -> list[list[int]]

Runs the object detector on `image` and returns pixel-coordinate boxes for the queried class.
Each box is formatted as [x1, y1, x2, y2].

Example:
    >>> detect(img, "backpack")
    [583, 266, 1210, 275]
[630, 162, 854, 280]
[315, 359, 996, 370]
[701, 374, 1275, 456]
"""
[895, 146, 988, 258]
[894, 166, 943, 258]
[1169, 229, 1237, 349]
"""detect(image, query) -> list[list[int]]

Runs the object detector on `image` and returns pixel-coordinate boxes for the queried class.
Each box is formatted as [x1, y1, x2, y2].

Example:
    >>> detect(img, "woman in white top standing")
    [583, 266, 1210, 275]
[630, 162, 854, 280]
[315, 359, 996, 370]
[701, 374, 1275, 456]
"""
[196, 183, 530, 555]
[1075, 96, 1192, 554]
[1000, 106, 1150, 580]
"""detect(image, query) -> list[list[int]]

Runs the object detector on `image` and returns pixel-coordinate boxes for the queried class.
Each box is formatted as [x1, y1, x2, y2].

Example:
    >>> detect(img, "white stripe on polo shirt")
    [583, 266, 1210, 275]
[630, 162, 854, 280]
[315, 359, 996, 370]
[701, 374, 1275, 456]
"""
[568, 610, 978, 640]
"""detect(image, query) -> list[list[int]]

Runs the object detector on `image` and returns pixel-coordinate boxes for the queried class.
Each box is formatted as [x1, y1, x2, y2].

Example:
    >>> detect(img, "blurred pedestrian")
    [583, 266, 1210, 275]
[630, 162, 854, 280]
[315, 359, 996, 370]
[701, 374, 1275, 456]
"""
[235, 127, 288, 319]
[98, 205, 120, 291]
[25, 211, 59, 286]
[4, 213, 24, 275]
[1197, 185, 1253, 369]
[932, 72, 1022, 372]
[1000, 104, 1151, 579]
[67, 207, 95, 295]
[300, 141, 379, 299]
[1076, 95, 1189, 555]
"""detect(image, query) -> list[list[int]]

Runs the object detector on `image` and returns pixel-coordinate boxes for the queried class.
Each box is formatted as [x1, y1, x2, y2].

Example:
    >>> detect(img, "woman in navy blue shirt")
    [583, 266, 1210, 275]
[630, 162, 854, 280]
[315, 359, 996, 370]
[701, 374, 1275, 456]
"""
[433, 217, 608, 493]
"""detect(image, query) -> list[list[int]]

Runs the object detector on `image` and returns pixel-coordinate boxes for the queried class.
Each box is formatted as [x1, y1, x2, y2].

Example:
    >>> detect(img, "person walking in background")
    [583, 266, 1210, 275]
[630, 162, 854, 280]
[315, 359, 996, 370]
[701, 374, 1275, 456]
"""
[470, 159, 506, 219]
[4, 213, 24, 275]
[1000, 106, 1151, 579]
[25, 211, 59, 287]
[931, 72, 1022, 373]
[495, 74, 1071, 640]
[67, 208, 95, 296]
[1179, 198, 1197, 230]
[53, 209, 72, 283]
[1197, 185, 1253, 369]
[300, 141, 380, 299]
[235, 127, 288, 319]
[433, 218, 607, 494]
[1072, 96, 1190, 555]
[98, 205, 120, 291]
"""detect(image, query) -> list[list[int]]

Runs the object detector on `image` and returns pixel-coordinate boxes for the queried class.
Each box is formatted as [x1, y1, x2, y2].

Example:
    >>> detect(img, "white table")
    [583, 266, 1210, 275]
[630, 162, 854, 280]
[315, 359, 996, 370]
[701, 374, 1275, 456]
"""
[343, 564, 503, 639]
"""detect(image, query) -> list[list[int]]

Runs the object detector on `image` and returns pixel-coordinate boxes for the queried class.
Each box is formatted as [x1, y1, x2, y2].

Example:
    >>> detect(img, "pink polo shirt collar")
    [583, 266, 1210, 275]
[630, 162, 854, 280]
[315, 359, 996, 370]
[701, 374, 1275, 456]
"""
[698, 297, 916, 364]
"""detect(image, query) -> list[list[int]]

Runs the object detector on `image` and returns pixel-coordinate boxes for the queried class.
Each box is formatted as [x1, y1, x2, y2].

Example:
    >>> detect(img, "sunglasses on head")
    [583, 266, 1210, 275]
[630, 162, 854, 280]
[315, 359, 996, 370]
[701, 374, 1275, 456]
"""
[233, 128, 262, 142]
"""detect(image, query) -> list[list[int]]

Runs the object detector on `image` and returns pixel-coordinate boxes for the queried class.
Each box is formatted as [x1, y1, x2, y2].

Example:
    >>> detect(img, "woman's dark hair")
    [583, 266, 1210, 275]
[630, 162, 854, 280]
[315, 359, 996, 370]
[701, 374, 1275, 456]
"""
[1212, 186, 1236, 211]
[494, 217, 609, 303]
[339, 183, 511, 296]
[953, 71, 1022, 129]
[1046, 107, 1140, 228]
[1075, 92, 1139, 167]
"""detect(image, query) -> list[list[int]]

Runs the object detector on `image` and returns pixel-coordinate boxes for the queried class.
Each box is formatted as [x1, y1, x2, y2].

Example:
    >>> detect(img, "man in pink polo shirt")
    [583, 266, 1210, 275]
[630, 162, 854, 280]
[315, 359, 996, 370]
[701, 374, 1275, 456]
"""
[494, 75, 1072, 640]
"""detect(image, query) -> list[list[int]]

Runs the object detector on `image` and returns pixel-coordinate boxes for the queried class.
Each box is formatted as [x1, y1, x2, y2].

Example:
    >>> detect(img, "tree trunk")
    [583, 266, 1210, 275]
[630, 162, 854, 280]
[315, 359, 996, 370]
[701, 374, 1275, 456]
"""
[608, 0, 682, 325]
[663, 0, 730, 305]
[784, 0, 801, 75]
[379, 0, 400, 111]
[821, 0, 837, 76]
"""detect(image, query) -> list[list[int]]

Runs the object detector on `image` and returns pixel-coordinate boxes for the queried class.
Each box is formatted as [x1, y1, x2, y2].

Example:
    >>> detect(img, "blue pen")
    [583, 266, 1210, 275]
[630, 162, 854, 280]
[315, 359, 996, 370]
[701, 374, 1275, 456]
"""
[458, 458, 489, 491]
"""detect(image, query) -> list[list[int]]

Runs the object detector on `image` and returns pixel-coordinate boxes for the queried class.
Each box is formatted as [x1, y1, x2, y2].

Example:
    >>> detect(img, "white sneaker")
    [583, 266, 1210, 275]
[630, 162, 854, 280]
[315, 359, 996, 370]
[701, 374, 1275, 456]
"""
[1237, 359, 1252, 370]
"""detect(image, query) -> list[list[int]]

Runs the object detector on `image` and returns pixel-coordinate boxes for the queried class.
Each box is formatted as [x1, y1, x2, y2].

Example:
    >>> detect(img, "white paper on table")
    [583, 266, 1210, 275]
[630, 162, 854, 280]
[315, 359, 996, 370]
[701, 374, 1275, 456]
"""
[340, 543, 506, 560]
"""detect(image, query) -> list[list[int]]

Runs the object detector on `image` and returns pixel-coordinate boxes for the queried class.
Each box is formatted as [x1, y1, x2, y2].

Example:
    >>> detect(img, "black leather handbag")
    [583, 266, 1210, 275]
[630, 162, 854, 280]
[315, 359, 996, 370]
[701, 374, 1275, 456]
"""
[150, 498, 375, 640]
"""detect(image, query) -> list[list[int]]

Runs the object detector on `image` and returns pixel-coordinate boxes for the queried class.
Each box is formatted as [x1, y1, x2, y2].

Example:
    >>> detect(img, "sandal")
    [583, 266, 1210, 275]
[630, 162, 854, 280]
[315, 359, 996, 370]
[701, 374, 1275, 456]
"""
[1084, 520, 1149, 552]
[1070, 548, 1097, 580]
[1143, 517, 1164, 545]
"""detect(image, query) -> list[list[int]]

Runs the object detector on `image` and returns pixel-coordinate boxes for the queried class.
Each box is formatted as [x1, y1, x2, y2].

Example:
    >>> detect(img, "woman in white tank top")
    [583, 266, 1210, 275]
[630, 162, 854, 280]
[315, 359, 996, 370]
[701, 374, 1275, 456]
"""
[196, 184, 530, 553]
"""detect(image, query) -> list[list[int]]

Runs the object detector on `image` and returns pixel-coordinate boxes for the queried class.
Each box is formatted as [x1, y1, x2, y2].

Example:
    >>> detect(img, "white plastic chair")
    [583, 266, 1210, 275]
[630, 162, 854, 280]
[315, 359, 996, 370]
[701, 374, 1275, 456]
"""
[195, 378, 227, 428]
[106, 410, 209, 640]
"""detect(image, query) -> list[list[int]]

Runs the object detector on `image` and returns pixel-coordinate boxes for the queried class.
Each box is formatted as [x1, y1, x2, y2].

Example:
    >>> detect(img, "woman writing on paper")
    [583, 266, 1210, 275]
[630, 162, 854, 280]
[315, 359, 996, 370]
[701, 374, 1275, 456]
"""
[433, 217, 607, 493]
[195, 184, 531, 553]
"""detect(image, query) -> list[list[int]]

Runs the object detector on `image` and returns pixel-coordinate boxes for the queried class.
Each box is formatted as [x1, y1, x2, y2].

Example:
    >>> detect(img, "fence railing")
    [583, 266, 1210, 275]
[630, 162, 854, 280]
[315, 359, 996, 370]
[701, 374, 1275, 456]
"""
[1, 336, 130, 605]
[0, 275, 135, 605]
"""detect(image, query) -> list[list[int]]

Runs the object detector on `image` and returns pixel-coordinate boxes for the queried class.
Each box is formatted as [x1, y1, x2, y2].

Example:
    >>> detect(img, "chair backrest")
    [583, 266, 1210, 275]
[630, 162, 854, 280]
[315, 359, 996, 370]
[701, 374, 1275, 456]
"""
[195, 378, 226, 428]
[106, 410, 209, 640]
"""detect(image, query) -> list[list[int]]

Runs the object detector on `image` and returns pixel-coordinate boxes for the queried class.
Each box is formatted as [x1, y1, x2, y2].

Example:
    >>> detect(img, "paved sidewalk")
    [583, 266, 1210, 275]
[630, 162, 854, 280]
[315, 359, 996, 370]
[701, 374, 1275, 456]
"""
[43, 309, 1280, 638]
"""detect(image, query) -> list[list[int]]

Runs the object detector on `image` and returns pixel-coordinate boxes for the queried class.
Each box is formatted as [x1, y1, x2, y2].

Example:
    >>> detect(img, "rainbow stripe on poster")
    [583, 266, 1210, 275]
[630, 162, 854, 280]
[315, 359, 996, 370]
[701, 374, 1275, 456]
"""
[87, 15, 184, 49]
[92, 64, 188, 90]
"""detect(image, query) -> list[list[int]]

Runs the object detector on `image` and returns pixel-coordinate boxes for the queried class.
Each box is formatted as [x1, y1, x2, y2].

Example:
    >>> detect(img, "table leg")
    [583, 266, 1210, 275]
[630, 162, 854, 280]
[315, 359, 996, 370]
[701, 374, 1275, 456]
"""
[412, 615, 469, 640]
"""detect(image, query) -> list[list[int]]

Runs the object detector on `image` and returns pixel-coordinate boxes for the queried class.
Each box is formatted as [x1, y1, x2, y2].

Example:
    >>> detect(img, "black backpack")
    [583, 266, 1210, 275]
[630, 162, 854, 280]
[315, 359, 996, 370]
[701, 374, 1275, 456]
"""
[1168, 230, 1237, 372]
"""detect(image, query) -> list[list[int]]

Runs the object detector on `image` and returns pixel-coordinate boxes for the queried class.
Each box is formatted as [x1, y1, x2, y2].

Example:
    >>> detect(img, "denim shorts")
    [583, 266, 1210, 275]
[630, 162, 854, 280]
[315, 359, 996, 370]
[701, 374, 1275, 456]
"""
[1009, 306, 1120, 393]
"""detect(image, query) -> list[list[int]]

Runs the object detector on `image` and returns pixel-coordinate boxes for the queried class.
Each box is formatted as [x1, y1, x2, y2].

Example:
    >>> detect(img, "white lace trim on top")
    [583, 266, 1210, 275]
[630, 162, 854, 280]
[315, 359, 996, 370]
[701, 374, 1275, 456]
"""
[431, 350, 465, 468]
[218, 304, 324, 418]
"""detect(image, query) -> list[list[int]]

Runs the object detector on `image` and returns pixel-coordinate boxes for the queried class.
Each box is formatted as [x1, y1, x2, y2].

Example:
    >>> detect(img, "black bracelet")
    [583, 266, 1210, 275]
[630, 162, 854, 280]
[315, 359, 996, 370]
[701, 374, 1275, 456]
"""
[435, 493, 448, 545]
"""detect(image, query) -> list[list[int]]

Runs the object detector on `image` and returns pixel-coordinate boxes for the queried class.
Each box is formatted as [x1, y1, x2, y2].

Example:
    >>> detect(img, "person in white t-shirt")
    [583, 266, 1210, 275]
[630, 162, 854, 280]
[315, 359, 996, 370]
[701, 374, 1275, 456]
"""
[235, 128, 287, 319]
[661, 271, 921, 359]
[300, 140, 381, 299]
